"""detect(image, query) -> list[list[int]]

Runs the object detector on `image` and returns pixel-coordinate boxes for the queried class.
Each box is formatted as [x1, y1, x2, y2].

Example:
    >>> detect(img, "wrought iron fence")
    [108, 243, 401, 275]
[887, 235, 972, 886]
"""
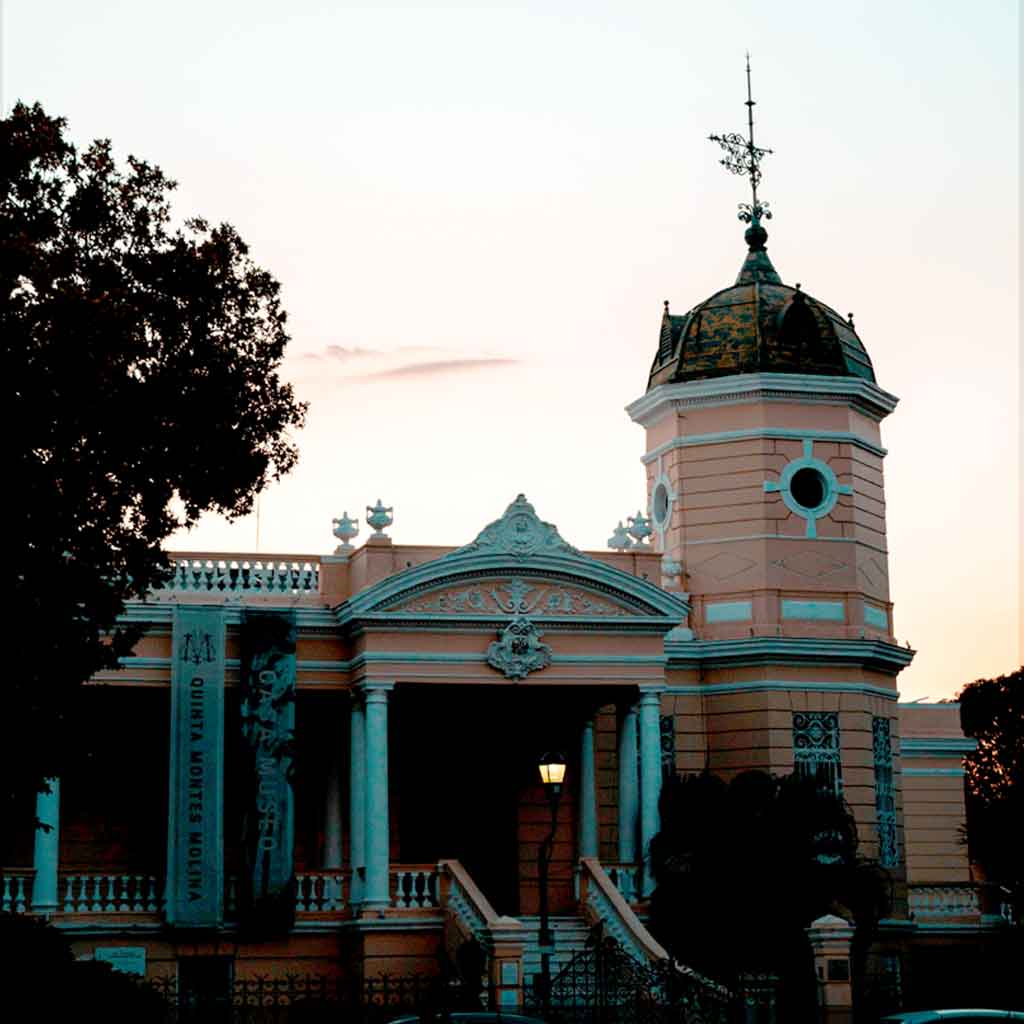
[145, 972, 481, 1024]
[524, 929, 734, 1024]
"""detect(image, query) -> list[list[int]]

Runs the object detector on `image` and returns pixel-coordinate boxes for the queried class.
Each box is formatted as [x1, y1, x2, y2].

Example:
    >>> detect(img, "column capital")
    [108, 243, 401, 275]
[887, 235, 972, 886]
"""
[637, 684, 666, 705]
[356, 680, 395, 702]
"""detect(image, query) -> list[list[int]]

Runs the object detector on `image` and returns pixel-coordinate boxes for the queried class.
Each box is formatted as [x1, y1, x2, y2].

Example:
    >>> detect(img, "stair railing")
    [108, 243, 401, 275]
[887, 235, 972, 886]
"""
[577, 857, 668, 964]
[437, 860, 525, 1006]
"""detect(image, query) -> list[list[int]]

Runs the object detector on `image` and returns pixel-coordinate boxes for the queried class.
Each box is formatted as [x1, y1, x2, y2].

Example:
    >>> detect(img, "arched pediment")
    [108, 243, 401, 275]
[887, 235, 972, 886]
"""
[337, 495, 689, 631]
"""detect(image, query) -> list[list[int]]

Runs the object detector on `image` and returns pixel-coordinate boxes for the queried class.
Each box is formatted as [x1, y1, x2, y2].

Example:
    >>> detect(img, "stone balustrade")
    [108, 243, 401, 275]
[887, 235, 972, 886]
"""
[163, 554, 320, 595]
[62, 873, 163, 913]
[3, 866, 448, 919]
[295, 871, 345, 912]
[391, 866, 439, 909]
[909, 883, 981, 919]
[1, 871, 32, 912]
[605, 863, 641, 903]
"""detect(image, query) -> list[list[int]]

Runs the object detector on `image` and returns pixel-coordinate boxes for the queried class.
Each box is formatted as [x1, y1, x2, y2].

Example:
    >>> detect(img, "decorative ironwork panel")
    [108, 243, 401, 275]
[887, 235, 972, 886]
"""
[872, 716, 898, 868]
[525, 927, 732, 1024]
[792, 712, 842, 795]
[659, 715, 676, 779]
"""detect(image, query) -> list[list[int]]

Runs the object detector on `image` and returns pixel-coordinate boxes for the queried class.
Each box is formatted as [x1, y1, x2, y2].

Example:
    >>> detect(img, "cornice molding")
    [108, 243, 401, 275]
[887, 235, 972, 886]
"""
[120, 603, 336, 630]
[627, 373, 899, 426]
[666, 636, 914, 674]
[900, 737, 976, 757]
[640, 427, 887, 465]
[663, 679, 900, 700]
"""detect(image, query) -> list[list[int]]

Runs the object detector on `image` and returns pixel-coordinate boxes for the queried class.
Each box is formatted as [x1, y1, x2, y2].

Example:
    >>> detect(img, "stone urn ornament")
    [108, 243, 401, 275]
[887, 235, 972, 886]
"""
[626, 510, 653, 546]
[331, 512, 359, 554]
[366, 499, 394, 539]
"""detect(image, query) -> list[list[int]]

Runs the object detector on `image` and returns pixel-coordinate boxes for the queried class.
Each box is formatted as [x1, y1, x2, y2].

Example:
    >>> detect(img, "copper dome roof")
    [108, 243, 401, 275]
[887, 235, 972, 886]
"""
[647, 232, 876, 390]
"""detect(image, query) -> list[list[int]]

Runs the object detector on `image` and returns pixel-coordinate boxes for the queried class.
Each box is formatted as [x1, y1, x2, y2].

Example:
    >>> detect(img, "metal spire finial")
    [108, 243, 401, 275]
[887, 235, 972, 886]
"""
[708, 55, 773, 251]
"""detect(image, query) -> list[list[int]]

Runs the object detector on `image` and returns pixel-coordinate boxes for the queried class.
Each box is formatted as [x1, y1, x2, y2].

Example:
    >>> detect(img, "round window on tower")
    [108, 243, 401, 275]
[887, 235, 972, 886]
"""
[652, 481, 671, 528]
[790, 467, 826, 510]
[765, 439, 853, 539]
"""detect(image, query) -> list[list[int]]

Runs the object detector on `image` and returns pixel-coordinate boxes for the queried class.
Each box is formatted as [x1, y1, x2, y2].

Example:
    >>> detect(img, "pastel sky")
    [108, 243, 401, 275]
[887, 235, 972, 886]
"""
[4, 1, 1019, 701]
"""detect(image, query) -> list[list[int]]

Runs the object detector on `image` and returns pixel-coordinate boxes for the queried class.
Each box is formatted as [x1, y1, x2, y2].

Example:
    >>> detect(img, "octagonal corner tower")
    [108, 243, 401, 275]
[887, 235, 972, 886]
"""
[627, 225, 902, 652]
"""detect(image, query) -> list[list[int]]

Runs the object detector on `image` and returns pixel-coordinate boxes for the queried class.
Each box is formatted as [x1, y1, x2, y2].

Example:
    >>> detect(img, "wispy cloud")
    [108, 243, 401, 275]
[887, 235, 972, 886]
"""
[365, 357, 519, 379]
[292, 343, 521, 379]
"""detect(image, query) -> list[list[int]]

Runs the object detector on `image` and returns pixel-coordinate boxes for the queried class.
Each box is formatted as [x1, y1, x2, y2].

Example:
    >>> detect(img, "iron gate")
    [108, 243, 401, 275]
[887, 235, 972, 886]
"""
[524, 928, 734, 1024]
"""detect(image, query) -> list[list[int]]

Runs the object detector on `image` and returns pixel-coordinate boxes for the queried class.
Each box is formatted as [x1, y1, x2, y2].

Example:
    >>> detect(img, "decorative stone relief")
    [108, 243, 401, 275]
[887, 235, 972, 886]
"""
[390, 578, 624, 617]
[690, 551, 758, 582]
[450, 494, 581, 561]
[769, 551, 848, 579]
[485, 617, 552, 680]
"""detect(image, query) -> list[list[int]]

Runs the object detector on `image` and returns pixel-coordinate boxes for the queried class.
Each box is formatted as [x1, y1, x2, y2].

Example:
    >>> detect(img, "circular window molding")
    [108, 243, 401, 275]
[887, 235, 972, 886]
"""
[649, 473, 676, 543]
[764, 440, 852, 538]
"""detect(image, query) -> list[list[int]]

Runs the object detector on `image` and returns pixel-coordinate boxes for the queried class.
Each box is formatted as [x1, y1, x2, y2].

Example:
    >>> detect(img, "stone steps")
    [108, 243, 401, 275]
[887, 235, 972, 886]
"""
[518, 914, 592, 985]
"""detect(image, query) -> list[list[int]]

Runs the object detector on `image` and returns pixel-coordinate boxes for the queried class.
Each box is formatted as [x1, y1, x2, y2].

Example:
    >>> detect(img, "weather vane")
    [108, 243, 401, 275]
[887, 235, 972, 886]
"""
[708, 54, 773, 231]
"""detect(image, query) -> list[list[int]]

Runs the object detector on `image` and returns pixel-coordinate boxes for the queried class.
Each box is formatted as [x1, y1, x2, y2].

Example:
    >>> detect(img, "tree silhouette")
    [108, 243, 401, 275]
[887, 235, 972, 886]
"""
[958, 667, 1023, 926]
[648, 769, 891, 1017]
[3, 102, 307, 812]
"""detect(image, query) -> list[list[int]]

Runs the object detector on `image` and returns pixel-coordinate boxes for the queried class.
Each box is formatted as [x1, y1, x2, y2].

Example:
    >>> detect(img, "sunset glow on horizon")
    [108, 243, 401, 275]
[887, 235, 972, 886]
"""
[5, 0, 1019, 701]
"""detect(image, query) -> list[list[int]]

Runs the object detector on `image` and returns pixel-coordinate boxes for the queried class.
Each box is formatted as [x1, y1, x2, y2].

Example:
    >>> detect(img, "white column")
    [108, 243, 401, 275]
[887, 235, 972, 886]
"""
[348, 694, 366, 906]
[578, 715, 598, 860]
[617, 703, 639, 863]
[323, 741, 343, 870]
[638, 687, 665, 896]
[31, 778, 60, 914]
[362, 681, 394, 911]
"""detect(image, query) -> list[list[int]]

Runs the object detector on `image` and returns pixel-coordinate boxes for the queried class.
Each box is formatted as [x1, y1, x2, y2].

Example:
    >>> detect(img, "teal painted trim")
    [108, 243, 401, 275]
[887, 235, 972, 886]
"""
[119, 604, 336, 629]
[350, 611, 681, 632]
[781, 599, 846, 621]
[766, 439, 854, 539]
[339, 553, 689, 625]
[663, 680, 899, 699]
[666, 636, 914, 673]
[641, 427, 887, 465]
[627, 373, 899, 424]
[674, 533, 891, 556]
[863, 603, 889, 630]
[913, 921, 1003, 933]
[705, 600, 753, 623]
[901, 767, 966, 777]
[117, 651, 669, 677]
[901, 738, 976, 757]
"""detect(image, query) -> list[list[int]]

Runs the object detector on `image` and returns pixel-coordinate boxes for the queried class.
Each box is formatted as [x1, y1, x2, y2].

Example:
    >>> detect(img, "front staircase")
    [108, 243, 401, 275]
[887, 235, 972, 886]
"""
[519, 914, 592, 990]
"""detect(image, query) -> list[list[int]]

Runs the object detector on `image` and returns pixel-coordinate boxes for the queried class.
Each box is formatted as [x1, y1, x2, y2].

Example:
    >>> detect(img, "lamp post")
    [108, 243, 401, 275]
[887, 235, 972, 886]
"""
[536, 751, 566, 1012]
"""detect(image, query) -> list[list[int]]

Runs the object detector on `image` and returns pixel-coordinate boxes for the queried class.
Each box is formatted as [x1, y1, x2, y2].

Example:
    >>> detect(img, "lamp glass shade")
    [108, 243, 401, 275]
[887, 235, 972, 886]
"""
[538, 754, 567, 786]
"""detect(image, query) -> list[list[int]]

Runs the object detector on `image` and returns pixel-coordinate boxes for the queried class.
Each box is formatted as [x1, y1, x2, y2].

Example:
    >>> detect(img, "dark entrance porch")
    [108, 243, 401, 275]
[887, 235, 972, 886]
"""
[393, 685, 603, 917]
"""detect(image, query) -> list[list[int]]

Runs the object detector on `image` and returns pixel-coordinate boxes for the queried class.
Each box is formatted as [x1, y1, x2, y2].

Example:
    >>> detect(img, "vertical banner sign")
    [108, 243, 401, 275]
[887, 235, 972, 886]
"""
[240, 610, 297, 931]
[166, 607, 225, 927]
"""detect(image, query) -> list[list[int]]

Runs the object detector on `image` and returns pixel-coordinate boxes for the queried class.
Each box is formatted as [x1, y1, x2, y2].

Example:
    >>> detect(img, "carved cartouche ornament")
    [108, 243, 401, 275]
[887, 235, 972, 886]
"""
[485, 617, 552, 680]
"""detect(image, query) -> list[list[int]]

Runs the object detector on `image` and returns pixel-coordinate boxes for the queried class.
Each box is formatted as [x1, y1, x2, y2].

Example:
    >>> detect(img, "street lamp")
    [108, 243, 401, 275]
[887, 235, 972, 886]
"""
[536, 751, 566, 1012]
